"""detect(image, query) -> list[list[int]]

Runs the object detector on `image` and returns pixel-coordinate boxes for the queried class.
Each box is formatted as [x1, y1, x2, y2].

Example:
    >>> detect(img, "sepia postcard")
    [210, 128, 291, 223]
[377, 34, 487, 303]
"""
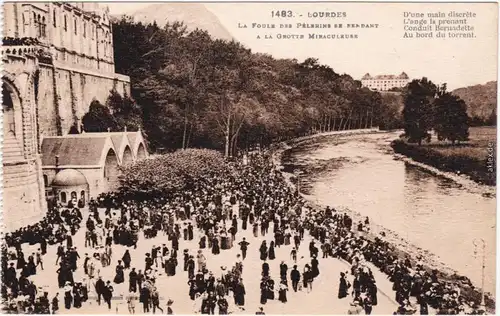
[0, 1, 498, 315]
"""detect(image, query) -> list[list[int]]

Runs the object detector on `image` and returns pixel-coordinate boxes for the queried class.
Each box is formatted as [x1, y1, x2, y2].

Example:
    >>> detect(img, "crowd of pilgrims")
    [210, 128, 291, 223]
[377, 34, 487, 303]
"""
[1, 151, 488, 315]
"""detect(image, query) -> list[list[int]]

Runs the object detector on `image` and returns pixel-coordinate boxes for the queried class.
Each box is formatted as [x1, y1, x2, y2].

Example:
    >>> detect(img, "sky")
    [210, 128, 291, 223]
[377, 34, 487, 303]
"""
[105, 2, 498, 90]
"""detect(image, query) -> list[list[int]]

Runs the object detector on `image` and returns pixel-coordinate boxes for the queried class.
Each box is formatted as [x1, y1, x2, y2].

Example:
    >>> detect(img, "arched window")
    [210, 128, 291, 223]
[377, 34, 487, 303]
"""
[2, 84, 15, 136]
[71, 191, 77, 200]
[74, 17, 77, 35]
[83, 21, 86, 38]
[64, 15, 67, 31]
[43, 175, 48, 187]
[53, 9, 57, 27]
[80, 190, 86, 205]
[61, 192, 67, 203]
[42, 17, 46, 37]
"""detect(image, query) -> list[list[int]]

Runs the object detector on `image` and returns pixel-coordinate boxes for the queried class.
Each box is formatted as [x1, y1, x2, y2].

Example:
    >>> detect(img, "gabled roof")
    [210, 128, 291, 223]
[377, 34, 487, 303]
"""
[41, 136, 108, 166]
[41, 131, 148, 167]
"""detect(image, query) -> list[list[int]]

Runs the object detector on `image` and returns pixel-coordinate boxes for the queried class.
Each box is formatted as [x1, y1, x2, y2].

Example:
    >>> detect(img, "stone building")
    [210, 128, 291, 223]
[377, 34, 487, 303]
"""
[41, 131, 148, 204]
[361, 72, 410, 91]
[2, 2, 141, 231]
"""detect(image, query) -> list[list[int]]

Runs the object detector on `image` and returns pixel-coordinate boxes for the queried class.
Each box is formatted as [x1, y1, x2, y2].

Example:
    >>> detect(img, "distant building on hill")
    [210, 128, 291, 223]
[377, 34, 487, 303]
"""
[361, 72, 410, 91]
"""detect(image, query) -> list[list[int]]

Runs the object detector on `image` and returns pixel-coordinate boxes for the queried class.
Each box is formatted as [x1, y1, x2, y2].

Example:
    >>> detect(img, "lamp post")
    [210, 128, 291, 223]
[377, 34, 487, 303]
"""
[473, 238, 486, 311]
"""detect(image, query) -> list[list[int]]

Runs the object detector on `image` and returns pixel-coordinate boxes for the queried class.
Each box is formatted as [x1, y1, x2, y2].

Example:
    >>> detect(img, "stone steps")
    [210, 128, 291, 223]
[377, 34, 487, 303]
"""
[3, 132, 24, 162]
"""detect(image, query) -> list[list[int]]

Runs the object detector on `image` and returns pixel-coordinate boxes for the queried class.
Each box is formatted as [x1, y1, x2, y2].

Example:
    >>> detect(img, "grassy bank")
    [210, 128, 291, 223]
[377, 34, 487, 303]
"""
[391, 127, 496, 186]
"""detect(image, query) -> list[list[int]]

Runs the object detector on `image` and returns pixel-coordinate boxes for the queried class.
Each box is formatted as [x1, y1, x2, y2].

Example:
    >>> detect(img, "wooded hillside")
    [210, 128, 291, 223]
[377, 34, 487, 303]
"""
[109, 17, 403, 154]
[451, 81, 497, 126]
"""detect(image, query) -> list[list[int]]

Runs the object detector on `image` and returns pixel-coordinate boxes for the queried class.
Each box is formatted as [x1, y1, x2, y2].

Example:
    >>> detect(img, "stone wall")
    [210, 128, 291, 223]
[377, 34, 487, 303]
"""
[38, 63, 130, 136]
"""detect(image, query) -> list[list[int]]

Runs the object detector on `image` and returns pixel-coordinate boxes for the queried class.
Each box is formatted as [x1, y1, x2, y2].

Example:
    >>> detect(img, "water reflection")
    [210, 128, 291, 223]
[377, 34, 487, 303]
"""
[292, 132, 496, 294]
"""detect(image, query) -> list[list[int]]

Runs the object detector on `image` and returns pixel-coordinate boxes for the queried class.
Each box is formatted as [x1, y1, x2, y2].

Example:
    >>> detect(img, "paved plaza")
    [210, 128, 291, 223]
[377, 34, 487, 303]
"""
[13, 206, 399, 314]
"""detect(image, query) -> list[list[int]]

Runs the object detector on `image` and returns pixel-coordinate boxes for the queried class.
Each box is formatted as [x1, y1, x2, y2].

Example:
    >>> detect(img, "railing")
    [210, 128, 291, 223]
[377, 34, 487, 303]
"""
[1, 45, 38, 57]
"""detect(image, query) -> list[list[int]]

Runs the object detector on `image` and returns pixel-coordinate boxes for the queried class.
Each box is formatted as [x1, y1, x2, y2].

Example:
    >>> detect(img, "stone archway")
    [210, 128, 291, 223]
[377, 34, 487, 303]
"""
[137, 143, 147, 160]
[2, 80, 24, 162]
[104, 149, 119, 192]
[122, 145, 133, 166]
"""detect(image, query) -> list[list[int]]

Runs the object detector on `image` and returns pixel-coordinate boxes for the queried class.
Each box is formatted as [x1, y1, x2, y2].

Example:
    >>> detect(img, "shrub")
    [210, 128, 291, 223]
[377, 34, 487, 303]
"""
[118, 149, 231, 199]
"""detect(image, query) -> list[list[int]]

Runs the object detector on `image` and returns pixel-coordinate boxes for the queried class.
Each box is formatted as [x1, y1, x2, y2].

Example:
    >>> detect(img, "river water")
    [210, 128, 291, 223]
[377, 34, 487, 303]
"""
[285, 131, 496, 295]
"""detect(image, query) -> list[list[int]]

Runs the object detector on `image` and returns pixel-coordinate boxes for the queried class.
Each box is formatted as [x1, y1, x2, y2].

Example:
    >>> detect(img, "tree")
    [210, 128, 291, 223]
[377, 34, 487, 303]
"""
[434, 92, 469, 144]
[82, 100, 117, 132]
[106, 89, 143, 131]
[402, 78, 438, 145]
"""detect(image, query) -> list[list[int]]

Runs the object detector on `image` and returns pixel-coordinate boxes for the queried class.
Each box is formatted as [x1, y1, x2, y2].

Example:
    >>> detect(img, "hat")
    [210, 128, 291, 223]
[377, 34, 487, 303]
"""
[167, 299, 174, 305]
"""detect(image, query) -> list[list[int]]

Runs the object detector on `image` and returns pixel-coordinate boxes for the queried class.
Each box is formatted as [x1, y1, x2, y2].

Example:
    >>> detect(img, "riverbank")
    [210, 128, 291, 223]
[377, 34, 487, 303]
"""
[391, 139, 496, 186]
[273, 130, 496, 313]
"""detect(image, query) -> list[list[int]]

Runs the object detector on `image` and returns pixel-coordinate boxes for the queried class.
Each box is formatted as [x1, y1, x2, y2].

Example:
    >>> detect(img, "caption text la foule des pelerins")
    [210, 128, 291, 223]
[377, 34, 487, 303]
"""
[237, 10, 381, 40]
[403, 11, 477, 39]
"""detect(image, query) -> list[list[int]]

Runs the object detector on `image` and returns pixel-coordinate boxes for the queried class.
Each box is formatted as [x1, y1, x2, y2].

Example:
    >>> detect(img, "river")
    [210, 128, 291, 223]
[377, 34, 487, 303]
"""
[283, 131, 496, 295]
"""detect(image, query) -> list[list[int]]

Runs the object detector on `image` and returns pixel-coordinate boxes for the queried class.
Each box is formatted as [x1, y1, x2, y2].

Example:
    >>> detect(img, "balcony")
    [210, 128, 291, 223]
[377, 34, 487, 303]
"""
[1, 45, 52, 64]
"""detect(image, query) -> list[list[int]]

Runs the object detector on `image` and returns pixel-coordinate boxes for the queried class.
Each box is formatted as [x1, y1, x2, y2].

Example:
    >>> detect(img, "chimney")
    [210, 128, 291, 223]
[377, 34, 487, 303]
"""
[55, 155, 60, 174]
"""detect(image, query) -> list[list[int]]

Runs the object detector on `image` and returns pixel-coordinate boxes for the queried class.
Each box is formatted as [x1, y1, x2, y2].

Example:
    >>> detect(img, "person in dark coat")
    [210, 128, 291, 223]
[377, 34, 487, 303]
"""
[27, 253, 36, 276]
[66, 234, 73, 250]
[103, 281, 114, 310]
[183, 250, 190, 271]
[253, 223, 259, 238]
[199, 236, 206, 249]
[145, 254, 153, 271]
[279, 261, 288, 282]
[268, 241, 276, 260]
[51, 293, 59, 314]
[234, 279, 246, 307]
[238, 238, 250, 260]
[166, 255, 178, 276]
[218, 296, 229, 315]
[95, 276, 106, 305]
[363, 295, 373, 315]
[207, 292, 217, 315]
[187, 256, 196, 279]
[262, 261, 270, 278]
[129, 268, 138, 292]
[290, 265, 301, 292]
[171, 235, 179, 251]
[260, 279, 268, 305]
[311, 256, 319, 278]
[188, 223, 194, 240]
[212, 238, 220, 255]
[113, 261, 125, 284]
[338, 272, 349, 299]
[231, 215, 238, 234]
[40, 237, 47, 255]
[63, 283, 73, 310]
[259, 241, 268, 261]
[140, 285, 151, 313]
[152, 290, 164, 314]
[122, 249, 131, 269]
[83, 254, 90, 275]
[278, 281, 288, 303]
[73, 284, 82, 308]
[16, 251, 26, 269]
